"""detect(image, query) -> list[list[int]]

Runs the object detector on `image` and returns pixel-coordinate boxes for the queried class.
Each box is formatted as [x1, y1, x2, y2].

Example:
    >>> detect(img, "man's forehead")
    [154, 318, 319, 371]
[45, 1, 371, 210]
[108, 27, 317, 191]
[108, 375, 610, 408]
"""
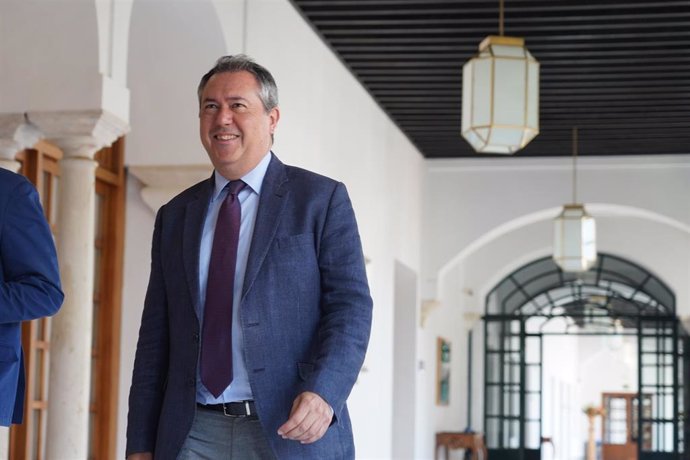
[207, 70, 256, 86]
[202, 73, 259, 97]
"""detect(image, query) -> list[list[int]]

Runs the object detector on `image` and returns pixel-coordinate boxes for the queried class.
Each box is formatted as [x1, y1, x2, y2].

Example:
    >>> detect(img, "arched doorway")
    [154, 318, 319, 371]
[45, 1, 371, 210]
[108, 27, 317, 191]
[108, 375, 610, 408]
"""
[483, 253, 688, 460]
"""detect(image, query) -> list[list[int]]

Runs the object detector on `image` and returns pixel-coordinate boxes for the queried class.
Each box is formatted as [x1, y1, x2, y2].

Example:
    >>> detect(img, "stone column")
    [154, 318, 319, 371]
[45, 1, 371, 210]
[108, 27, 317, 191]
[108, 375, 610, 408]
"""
[32, 111, 128, 460]
[0, 430, 6, 460]
[47, 150, 98, 459]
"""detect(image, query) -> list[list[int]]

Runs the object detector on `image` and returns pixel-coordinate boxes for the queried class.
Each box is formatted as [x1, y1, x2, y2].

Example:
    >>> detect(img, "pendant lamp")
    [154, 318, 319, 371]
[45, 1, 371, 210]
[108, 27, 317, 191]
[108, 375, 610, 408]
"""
[553, 127, 597, 272]
[461, 0, 540, 154]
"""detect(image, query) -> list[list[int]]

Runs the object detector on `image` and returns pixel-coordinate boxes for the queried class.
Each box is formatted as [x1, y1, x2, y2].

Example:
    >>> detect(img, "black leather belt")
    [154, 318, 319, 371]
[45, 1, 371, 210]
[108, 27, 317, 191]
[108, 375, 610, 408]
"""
[197, 401, 257, 418]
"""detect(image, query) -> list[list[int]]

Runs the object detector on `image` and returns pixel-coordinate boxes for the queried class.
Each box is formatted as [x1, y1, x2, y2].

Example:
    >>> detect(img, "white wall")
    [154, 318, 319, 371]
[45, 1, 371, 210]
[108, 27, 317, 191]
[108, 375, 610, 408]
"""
[543, 333, 637, 460]
[0, 1, 100, 113]
[419, 277, 466, 459]
[393, 262, 419, 459]
[126, 0, 225, 167]
[578, 335, 638, 407]
[543, 334, 581, 460]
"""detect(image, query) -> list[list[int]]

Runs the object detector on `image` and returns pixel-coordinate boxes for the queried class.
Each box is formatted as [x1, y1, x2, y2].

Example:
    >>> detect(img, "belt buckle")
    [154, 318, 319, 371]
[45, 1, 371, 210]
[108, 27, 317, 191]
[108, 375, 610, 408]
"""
[222, 401, 252, 417]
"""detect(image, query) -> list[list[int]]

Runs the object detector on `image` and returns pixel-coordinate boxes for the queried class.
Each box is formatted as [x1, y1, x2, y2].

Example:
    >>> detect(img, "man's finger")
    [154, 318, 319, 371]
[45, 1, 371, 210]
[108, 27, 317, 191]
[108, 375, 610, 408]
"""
[277, 392, 333, 443]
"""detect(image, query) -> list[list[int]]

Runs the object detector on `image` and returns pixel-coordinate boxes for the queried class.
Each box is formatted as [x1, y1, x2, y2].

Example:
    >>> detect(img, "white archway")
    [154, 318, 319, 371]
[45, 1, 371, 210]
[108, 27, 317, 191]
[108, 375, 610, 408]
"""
[436, 203, 690, 313]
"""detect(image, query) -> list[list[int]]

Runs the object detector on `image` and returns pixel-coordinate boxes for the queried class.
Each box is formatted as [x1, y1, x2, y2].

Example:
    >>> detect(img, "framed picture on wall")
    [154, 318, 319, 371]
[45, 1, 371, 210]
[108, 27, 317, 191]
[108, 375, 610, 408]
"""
[437, 337, 451, 405]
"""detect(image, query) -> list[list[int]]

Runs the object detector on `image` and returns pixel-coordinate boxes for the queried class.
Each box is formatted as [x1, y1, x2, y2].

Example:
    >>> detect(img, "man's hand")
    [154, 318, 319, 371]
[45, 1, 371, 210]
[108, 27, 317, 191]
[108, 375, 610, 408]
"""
[277, 391, 334, 444]
[127, 453, 152, 460]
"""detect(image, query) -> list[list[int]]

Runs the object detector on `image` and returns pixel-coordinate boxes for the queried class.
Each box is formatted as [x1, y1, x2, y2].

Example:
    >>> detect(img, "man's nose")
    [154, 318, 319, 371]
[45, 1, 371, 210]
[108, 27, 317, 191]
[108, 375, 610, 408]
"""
[218, 106, 233, 125]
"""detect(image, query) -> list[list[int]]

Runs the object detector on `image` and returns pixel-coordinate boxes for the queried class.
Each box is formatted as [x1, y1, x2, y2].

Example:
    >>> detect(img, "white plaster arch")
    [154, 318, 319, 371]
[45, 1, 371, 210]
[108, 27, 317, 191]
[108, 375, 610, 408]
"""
[436, 203, 690, 314]
[438, 202, 690, 283]
[126, 0, 227, 166]
[0, 0, 130, 121]
[437, 206, 560, 283]
[211, 0, 248, 54]
[423, 155, 690, 291]
[99, 0, 135, 87]
[1, 1, 98, 112]
[590, 203, 690, 234]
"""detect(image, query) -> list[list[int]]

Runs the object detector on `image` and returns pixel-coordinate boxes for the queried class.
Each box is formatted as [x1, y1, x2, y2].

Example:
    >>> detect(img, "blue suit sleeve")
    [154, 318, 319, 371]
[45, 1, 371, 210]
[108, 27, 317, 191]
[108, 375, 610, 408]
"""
[0, 177, 63, 324]
[126, 208, 169, 455]
[302, 182, 373, 419]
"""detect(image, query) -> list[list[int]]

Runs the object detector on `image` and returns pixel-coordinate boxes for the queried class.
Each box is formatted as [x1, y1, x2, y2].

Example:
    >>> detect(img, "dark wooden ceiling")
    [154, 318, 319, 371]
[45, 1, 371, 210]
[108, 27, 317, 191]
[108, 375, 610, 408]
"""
[290, 0, 690, 158]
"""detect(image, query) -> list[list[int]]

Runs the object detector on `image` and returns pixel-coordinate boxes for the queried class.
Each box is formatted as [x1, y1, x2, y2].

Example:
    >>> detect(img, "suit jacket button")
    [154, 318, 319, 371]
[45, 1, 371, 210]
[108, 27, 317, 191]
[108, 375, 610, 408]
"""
[187, 378, 195, 387]
[192, 333, 199, 343]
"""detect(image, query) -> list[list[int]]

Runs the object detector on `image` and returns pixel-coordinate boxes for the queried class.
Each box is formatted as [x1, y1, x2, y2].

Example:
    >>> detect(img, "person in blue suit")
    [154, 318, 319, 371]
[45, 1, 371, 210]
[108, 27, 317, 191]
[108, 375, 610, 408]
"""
[126, 55, 373, 459]
[0, 168, 63, 426]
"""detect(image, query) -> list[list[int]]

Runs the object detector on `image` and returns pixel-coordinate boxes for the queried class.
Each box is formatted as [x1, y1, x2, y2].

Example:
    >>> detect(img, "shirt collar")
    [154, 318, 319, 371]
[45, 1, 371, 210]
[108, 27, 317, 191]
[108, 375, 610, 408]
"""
[212, 151, 272, 201]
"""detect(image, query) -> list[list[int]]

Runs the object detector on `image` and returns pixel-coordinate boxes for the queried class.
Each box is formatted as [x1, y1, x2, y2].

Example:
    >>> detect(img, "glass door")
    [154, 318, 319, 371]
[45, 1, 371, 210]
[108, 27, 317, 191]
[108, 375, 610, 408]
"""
[485, 318, 536, 460]
[638, 318, 678, 459]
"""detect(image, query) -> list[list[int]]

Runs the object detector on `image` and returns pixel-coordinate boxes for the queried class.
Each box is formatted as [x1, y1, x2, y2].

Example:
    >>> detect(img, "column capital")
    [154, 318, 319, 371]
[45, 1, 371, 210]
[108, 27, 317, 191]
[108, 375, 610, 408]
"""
[129, 164, 212, 213]
[29, 110, 129, 159]
[463, 312, 482, 330]
[420, 299, 441, 328]
[0, 113, 43, 160]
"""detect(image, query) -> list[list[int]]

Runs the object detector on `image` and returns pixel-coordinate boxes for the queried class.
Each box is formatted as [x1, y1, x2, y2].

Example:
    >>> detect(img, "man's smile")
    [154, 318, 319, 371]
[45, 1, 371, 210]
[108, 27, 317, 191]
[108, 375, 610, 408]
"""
[214, 133, 240, 141]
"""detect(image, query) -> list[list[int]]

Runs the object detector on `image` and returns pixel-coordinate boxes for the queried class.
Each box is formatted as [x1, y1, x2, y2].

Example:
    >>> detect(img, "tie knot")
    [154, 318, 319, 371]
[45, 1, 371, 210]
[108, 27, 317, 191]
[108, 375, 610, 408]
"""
[227, 180, 246, 196]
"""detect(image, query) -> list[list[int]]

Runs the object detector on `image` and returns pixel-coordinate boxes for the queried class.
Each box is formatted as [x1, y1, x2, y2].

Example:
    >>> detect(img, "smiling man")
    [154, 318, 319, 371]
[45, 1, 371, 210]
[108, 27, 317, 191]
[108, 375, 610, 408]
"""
[126, 55, 372, 460]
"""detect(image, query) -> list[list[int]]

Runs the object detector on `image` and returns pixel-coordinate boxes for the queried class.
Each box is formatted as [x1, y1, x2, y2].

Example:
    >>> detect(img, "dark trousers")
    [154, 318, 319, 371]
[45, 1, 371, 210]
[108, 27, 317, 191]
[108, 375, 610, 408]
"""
[177, 406, 276, 459]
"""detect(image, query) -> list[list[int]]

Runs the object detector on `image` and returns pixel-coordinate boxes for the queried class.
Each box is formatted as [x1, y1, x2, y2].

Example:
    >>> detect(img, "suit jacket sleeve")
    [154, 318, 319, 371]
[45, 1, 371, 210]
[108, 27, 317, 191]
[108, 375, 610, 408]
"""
[0, 176, 63, 324]
[300, 182, 373, 418]
[126, 208, 170, 455]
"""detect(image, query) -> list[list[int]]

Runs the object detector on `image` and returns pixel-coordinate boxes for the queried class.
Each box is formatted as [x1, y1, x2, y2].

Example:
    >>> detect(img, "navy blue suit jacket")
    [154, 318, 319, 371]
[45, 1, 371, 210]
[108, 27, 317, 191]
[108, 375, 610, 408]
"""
[126, 154, 373, 459]
[0, 168, 63, 426]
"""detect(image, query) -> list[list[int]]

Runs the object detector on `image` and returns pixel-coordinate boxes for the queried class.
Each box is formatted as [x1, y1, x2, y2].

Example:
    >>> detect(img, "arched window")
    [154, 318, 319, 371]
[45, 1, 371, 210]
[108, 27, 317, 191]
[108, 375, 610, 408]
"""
[483, 254, 686, 460]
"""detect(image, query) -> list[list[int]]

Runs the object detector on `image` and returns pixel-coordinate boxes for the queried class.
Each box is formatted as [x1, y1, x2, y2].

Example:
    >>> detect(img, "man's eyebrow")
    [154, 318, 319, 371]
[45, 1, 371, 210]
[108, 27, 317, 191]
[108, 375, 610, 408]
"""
[202, 96, 249, 104]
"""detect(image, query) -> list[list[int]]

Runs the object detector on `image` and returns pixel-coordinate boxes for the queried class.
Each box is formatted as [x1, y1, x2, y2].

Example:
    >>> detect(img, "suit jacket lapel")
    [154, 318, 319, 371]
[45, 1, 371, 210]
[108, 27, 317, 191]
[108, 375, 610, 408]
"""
[242, 155, 289, 301]
[183, 176, 213, 318]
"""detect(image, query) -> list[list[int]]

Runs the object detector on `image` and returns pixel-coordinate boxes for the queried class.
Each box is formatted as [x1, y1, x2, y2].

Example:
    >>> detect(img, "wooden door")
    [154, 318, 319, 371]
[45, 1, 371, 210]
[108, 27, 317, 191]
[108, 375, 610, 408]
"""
[601, 392, 652, 460]
[10, 142, 62, 460]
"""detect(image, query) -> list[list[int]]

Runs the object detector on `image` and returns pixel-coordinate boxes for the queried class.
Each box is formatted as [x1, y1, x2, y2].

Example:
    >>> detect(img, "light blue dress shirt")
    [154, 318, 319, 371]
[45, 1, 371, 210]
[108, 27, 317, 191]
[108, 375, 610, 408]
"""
[196, 152, 271, 404]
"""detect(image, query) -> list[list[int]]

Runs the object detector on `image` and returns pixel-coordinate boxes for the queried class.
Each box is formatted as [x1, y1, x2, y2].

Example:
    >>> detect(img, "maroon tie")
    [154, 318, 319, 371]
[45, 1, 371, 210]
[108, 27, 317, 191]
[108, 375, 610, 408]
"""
[200, 180, 245, 397]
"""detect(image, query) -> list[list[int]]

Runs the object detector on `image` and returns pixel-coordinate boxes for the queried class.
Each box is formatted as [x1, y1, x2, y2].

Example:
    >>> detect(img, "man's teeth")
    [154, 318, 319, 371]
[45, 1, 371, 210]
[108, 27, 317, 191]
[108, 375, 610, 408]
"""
[216, 134, 239, 140]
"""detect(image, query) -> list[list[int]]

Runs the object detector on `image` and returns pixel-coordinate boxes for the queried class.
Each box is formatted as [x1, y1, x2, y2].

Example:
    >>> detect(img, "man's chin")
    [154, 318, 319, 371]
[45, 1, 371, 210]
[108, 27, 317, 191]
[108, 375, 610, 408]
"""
[209, 150, 240, 167]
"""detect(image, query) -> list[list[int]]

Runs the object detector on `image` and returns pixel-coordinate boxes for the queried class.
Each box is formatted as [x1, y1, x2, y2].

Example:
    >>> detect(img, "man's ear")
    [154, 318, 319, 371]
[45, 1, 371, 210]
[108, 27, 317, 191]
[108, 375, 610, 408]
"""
[269, 107, 280, 134]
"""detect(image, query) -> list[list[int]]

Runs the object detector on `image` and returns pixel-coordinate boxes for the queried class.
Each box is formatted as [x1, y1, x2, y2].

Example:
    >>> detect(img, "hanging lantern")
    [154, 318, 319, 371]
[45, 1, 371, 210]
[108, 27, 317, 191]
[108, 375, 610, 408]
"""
[461, 33, 540, 154]
[553, 127, 597, 272]
[553, 204, 597, 272]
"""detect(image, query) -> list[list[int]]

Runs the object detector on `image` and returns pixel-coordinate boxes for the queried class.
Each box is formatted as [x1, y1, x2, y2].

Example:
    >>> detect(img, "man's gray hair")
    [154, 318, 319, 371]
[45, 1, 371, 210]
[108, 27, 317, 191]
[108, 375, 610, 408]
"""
[197, 54, 279, 112]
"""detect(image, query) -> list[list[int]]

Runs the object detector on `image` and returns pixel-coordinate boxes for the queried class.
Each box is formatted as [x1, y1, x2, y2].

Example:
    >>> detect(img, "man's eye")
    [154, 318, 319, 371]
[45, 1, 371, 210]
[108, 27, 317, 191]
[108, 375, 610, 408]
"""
[204, 103, 218, 110]
[232, 103, 247, 109]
